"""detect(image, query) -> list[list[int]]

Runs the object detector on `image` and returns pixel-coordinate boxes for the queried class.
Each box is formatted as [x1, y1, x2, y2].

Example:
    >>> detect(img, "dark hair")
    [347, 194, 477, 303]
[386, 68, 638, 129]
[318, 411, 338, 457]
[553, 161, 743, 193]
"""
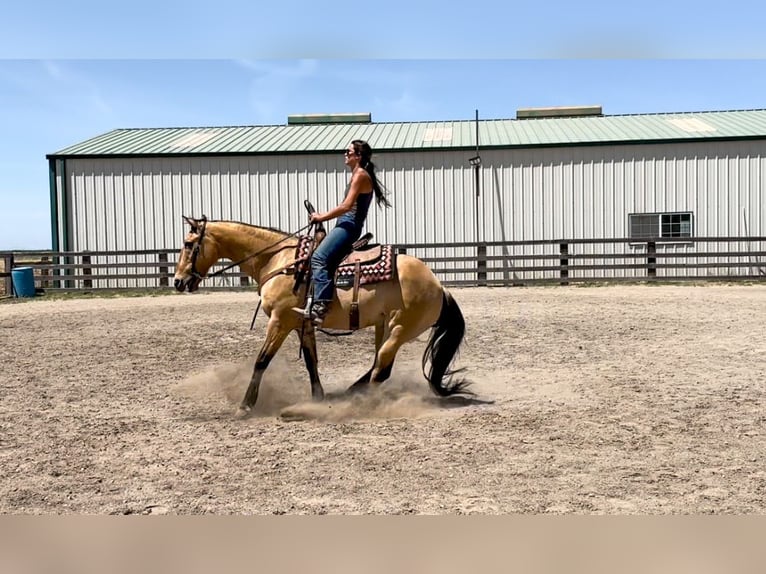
[351, 139, 391, 208]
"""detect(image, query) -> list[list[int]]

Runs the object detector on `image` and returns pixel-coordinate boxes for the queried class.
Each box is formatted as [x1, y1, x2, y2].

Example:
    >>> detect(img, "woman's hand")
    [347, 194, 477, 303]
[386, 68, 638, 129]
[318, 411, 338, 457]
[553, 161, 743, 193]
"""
[310, 212, 324, 224]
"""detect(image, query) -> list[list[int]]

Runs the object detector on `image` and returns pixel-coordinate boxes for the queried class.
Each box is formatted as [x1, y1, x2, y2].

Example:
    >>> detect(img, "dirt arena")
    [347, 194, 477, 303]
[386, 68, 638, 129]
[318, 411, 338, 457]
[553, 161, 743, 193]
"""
[1, 284, 765, 514]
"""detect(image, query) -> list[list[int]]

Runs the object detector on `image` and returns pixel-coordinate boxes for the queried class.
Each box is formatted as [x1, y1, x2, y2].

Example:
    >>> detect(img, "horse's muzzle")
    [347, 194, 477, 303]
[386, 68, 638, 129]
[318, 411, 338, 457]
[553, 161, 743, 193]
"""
[174, 277, 200, 292]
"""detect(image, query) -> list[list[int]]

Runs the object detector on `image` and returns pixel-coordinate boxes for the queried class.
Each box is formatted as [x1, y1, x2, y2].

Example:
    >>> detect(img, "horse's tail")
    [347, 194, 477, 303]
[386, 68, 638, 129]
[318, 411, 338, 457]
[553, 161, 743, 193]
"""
[422, 290, 473, 397]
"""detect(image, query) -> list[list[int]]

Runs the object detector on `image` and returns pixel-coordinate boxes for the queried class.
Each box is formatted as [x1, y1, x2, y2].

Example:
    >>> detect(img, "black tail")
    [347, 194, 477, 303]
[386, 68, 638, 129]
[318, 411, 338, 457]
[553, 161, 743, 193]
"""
[422, 290, 473, 397]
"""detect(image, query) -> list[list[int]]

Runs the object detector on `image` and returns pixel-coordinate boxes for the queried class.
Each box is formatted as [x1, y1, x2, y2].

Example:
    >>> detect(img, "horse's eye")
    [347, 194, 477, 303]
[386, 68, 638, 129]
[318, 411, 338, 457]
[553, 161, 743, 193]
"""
[184, 241, 194, 249]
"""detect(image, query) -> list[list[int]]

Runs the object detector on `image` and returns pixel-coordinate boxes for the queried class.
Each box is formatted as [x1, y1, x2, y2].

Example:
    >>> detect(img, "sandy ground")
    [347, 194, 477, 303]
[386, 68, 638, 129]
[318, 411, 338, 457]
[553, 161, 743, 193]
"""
[1, 284, 765, 515]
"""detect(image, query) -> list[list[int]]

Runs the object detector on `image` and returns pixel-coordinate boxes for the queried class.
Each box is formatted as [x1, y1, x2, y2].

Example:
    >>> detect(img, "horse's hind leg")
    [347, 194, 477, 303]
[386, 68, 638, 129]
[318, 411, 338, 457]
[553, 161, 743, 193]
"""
[367, 311, 421, 388]
[296, 326, 324, 401]
[347, 320, 388, 394]
[239, 318, 290, 413]
[369, 309, 432, 389]
[347, 367, 374, 394]
[370, 327, 403, 385]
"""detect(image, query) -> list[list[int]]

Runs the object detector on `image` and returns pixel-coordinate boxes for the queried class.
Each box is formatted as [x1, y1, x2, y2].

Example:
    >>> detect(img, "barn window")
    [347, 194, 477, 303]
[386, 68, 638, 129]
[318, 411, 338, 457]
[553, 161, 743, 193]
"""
[629, 212, 693, 239]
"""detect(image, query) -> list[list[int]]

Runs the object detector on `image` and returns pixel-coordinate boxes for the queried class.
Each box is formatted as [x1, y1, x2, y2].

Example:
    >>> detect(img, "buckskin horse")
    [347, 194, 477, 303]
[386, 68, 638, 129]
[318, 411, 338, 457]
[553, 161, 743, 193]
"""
[173, 215, 471, 415]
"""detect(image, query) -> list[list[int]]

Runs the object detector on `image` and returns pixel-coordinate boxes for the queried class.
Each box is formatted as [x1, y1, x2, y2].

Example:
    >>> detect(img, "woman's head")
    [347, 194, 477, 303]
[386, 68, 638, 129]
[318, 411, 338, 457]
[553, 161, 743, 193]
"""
[343, 140, 372, 168]
[350, 140, 372, 166]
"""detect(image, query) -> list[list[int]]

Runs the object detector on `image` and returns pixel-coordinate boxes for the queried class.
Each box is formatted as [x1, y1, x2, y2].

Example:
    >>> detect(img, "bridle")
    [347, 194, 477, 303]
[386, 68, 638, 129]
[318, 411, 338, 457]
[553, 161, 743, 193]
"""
[184, 216, 208, 283]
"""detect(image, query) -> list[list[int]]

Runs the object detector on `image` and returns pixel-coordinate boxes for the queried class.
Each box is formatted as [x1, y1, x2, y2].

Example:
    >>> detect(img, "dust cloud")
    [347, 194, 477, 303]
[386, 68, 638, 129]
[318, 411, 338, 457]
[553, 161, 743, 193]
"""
[172, 354, 445, 421]
[278, 384, 441, 422]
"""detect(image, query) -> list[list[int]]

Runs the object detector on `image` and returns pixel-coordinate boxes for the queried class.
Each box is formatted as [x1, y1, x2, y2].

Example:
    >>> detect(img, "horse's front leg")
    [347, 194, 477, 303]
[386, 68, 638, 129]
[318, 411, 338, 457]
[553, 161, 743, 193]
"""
[239, 317, 290, 413]
[296, 325, 324, 401]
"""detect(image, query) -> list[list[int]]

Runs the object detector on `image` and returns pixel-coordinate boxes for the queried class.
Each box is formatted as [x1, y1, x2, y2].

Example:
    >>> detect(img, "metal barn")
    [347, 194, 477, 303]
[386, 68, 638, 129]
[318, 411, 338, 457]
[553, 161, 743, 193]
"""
[47, 108, 766, 285]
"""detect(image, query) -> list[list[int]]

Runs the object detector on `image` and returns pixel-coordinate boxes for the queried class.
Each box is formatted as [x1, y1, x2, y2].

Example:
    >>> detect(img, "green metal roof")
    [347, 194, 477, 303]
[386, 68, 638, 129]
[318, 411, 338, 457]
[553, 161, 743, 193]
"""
[47, 109, 766, 158]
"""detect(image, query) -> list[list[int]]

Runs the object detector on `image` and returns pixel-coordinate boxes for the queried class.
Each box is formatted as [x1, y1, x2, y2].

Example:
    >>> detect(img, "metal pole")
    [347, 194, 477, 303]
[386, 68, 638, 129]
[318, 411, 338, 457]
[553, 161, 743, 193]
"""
[475, 109, 479, 156]
[474, 109, 480, 242]
[474, 164, 480, 241]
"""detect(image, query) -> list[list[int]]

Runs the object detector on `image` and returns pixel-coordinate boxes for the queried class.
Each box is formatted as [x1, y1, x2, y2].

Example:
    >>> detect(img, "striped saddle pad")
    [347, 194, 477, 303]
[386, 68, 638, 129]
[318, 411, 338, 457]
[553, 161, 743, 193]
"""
[335, 244, 396, 289]
[293, 236, 396, 289]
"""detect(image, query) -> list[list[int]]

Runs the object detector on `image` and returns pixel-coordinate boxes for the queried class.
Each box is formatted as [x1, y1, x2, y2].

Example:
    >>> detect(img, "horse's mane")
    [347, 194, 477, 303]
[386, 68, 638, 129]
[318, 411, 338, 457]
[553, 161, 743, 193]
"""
[207, 219, 292, 239]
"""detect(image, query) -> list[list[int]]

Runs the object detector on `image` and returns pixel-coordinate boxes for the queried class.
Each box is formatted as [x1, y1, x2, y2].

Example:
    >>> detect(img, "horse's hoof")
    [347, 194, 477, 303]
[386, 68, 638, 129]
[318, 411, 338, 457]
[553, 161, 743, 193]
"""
[279, 406, 312, 422]
[234, 405, 252, 419]
[346, 383, 370, 396]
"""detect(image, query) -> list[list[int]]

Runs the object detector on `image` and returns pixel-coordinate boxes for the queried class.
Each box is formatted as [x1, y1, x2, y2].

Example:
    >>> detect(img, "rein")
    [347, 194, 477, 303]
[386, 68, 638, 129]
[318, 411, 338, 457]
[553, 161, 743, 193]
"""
[195, 220, 314, 280]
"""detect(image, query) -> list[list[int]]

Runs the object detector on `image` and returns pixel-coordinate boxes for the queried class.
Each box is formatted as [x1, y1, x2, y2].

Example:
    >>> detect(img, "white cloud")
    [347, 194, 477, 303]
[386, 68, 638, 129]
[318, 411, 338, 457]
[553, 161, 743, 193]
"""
[42, 60, 64, 80]
[88, 91, 113, 116]
[238, 60, 323, 124]
[30, 61, 115, 120]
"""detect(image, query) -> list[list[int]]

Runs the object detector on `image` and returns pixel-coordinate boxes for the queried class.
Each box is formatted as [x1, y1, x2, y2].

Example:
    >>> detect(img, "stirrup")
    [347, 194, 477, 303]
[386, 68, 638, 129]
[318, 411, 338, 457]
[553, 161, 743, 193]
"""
[291, 299, 328, 325]
[292, 295, 314, 320]
[308, 301, 329, 325]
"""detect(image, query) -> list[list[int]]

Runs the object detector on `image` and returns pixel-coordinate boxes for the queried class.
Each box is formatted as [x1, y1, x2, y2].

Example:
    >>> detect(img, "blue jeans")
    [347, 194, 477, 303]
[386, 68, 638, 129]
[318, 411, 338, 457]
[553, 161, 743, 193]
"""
[310, 222, 361, 303]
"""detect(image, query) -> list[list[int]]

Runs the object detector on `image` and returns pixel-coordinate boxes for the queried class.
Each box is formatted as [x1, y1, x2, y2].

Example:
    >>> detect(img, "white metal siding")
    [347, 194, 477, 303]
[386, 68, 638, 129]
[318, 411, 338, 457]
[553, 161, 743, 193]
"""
[60, 139, 766, 286]
[479, 140, 766, 280]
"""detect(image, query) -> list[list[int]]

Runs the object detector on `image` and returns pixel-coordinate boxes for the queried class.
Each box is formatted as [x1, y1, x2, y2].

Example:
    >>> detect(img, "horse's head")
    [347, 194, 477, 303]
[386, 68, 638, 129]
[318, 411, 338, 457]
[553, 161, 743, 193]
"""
[173, 216, 219, 292]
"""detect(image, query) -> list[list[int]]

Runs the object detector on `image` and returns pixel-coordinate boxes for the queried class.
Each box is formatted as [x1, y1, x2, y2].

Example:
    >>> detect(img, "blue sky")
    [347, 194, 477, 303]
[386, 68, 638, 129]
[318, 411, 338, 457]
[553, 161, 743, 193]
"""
[1, 2, 765, 250]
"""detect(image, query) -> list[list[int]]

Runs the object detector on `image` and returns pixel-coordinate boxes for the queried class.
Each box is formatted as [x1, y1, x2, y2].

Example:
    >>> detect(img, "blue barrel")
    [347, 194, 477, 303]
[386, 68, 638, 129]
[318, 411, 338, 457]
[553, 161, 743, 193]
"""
[11, 267, 36, 297]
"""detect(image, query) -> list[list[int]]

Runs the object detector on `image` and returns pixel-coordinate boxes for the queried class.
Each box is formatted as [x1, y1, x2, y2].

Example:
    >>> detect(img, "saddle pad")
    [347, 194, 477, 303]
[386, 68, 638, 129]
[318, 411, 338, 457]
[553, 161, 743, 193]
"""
[294, 234, 314, 276]
[293, 235, 396, 289]
[335, 244, 396, 289]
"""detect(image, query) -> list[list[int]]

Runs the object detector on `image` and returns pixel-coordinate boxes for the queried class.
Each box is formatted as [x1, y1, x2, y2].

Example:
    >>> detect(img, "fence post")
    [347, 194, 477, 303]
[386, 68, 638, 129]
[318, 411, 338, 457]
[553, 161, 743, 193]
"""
[2, 253, 14, 296]
[158, 252, 169, 287]
[477, 243, 487, 286]
[240, 274, 249, 287]
[559, 243, 569, 286]
[52, 253, 61, 290]
[40, 255, 50, 288]
[82, 254, 92, 289]
[647, 241, 657, 281]
[64, 253, 73, 290]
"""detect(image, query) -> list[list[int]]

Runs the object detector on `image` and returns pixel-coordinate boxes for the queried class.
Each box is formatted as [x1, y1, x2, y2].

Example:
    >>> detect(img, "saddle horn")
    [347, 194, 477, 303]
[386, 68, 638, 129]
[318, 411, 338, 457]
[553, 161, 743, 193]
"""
[304, 199, 326, 243]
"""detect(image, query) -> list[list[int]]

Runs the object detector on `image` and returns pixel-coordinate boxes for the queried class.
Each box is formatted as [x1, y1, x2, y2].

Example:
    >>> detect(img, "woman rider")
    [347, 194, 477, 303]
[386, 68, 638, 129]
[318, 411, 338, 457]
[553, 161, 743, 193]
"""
[298, 139, 390, 324]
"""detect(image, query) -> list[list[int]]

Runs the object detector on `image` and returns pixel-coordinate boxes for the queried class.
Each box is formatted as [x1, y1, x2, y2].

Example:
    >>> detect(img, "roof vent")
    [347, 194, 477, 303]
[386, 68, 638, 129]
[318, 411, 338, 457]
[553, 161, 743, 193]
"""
[287, 113, 372, 125]
[516, 105, 603, 119]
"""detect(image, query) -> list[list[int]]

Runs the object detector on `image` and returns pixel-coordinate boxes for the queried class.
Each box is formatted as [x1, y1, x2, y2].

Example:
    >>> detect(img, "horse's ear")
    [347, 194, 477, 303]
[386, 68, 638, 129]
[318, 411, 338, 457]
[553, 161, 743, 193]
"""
[183, 215, 197, 229]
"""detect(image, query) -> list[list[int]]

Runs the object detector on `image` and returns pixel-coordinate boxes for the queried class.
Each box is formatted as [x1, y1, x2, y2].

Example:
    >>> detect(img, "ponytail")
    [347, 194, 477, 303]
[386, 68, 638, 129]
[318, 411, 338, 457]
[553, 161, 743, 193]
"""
[352, 139, 391, 208]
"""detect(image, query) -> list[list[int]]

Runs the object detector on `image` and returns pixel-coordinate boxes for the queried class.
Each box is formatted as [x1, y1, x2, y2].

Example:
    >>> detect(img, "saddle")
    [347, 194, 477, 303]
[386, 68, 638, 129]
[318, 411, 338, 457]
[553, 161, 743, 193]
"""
[292, 232, 397, 329]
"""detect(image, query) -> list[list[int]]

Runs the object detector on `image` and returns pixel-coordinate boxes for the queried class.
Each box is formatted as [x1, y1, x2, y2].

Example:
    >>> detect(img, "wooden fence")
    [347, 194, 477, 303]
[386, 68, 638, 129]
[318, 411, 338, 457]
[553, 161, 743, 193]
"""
[398, 236, 766, 286]
[2, 236, 766, 295]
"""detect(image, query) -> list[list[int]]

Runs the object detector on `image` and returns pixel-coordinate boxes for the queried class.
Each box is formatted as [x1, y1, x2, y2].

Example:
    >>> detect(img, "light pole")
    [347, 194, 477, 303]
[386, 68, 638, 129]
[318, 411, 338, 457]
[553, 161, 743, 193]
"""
[468, 109, 484, 284]
[468, 109, 481, 241]
[469, 154, 481, 241]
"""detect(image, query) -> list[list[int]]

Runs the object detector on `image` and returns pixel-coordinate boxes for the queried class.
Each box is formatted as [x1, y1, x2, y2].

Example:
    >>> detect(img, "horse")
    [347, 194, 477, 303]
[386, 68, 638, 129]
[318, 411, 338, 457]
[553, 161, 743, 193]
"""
[173, 216, 471, 415]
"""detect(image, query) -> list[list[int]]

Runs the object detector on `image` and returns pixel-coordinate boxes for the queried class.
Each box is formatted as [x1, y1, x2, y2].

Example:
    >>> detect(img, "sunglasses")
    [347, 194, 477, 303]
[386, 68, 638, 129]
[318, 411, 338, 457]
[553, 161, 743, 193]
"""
[343, 149, 357, 156]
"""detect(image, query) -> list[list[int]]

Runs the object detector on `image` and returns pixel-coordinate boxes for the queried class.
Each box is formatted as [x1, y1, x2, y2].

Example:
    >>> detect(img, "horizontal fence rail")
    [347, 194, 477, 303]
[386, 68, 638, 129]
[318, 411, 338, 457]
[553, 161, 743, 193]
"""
[2, 236, 766, 295]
